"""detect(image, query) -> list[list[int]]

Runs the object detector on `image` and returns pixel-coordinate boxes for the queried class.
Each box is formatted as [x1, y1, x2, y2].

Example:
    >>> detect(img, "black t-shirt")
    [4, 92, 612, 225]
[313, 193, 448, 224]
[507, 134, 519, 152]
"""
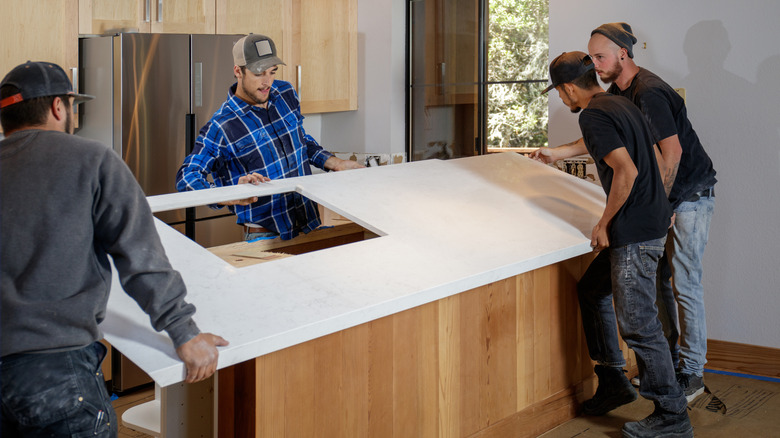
[579, 92, 672, 247]
[608, 68, 717, 208]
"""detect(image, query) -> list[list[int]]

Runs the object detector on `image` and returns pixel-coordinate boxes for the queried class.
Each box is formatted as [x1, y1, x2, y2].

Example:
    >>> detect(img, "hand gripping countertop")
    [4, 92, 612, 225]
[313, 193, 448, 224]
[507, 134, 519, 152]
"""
[100, 152, 606, 387]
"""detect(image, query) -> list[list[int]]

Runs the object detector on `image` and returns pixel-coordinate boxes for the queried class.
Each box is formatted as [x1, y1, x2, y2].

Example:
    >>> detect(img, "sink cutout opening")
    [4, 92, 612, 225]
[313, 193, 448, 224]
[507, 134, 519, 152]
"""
[194, 205, 381, 269]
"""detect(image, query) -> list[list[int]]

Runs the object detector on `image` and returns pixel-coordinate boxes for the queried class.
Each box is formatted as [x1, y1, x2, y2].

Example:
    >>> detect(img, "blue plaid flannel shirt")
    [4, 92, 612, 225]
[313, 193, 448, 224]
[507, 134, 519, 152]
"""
[176, 81, 332, 240]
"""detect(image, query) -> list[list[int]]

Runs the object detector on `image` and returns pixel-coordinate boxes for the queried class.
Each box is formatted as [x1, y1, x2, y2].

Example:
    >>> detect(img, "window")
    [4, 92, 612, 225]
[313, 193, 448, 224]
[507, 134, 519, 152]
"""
[408, 0, 549, 161]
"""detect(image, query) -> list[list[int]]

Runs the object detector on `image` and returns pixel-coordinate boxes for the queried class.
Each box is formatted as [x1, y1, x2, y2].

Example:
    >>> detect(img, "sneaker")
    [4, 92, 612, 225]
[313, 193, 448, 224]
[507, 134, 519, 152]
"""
[582, 365, 638, 416]
[621, 407, 693, 438]
[677, 373, 705, 402]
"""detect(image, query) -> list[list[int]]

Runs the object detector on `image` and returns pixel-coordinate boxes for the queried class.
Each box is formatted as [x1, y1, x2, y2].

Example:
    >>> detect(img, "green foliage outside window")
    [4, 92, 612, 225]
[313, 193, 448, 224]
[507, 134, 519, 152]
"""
[488, 0, 549, 148]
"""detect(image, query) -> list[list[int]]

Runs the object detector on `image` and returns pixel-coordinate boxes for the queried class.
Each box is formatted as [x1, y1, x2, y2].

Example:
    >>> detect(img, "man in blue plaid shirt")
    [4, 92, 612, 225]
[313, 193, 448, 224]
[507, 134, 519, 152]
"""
[176, 34, 362, 241]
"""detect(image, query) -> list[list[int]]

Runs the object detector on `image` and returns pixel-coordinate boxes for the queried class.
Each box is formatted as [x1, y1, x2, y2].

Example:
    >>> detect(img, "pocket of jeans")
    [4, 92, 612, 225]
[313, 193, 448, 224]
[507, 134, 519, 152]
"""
[638, 244, 665, 276]
[1, 356, 83, 426]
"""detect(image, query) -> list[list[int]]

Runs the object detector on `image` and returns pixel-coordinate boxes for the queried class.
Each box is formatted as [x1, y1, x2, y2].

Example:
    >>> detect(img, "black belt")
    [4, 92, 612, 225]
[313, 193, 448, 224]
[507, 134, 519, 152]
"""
[686, 186, 714, 202]
[242, 225, 272, 234]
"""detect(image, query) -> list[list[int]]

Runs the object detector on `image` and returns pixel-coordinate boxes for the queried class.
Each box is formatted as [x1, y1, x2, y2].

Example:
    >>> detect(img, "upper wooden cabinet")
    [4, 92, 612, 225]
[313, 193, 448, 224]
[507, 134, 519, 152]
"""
[216, 0, 357, 113]
[293, 0, 357, 113]
[1, 0, 80, 133]
[79, 0, 215, 35]
[215, 0, 288, 82]
[79, 0, 355, 113]
[1, 0, 79, 84]
[423, 0, 478, 106]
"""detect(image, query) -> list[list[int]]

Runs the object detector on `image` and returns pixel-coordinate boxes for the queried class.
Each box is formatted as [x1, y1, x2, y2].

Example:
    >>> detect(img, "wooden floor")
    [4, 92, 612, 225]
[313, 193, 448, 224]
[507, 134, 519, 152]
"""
[113, 386, 155, 438]
[112, 371, 779, 438]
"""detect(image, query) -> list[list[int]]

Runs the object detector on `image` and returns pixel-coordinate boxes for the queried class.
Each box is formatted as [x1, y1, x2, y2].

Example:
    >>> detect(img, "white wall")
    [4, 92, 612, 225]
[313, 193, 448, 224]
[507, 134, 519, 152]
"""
[317, 0, 407, 157]
[550, 0, 780, 348]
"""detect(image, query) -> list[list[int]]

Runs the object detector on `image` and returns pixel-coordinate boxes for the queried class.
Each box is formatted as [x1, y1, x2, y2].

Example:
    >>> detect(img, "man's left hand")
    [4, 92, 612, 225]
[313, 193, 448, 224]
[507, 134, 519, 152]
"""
[175, 333, 229, 383]
[325, 156, 365, 171]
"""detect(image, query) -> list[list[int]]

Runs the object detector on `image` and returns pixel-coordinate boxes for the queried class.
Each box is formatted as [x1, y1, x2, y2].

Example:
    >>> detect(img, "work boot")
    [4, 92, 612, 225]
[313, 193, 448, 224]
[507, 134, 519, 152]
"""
[582, 365, 638, 416]
[621, 406, 694, 438]
[677, 372, 705, 402]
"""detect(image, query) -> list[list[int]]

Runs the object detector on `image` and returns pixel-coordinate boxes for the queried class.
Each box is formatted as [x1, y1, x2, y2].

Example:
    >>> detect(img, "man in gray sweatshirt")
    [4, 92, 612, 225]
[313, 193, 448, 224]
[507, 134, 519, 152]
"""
[0, 61, 228, 437]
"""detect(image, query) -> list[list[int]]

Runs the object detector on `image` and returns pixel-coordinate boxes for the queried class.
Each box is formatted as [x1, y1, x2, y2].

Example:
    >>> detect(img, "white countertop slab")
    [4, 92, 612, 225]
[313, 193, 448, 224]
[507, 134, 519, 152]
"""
[101, 152, 606, 387]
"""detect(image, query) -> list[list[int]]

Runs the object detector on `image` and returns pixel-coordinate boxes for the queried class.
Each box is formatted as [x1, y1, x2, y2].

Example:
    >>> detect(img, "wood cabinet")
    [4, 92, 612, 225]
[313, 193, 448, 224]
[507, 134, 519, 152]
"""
[291, 0, 358, 113]
[1, 0, 80, 133]
[215, 0, 288, 81]
[1, 0, 79, 88]
[79, 0, 215, 35]
[216, 0, 357, 113]
[423, 0, 478, 106]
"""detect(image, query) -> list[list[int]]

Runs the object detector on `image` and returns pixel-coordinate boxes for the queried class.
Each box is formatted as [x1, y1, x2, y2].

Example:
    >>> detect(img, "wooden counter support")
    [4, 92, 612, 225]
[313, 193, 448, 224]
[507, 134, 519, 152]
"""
[217, 253, 636, 437]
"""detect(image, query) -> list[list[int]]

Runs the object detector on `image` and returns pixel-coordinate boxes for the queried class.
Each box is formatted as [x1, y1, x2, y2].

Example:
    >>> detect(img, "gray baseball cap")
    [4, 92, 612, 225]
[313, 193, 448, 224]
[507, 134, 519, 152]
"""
[232, 34, 286, 74]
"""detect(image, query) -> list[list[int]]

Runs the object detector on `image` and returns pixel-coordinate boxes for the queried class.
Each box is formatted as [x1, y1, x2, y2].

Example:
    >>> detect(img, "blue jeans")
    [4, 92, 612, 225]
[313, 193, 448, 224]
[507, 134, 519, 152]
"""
[663, 194, 715, 376]
[579, 238, 687, 414]
[1, 342, 118, 437]
[244, 230, 278, 241]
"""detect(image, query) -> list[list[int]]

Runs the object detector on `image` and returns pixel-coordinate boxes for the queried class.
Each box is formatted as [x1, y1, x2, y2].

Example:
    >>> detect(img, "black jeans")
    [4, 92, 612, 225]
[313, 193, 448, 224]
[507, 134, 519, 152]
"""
[1, 342, 118, 437]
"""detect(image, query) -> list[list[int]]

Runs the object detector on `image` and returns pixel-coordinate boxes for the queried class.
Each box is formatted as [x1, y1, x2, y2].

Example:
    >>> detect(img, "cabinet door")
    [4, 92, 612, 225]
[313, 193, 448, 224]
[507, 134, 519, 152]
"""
[150, 0, 215, 34]
[423, 0, 478, 106]
[1, 0, 80, 131]
[215, 0, 289, 83]
[79, 0, 152, 35]
[293, 0, 357, 113]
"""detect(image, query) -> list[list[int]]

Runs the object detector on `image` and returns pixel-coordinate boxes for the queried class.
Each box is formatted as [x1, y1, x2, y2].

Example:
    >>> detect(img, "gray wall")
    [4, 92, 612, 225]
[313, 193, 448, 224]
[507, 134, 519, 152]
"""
[550, 0, 780, 348]
[317, 0, 407, 157]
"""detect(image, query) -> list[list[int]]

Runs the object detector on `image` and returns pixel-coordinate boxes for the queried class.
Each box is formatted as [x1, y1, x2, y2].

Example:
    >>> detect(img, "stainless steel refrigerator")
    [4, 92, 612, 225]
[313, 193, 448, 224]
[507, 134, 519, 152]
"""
[78, 32, 244, 251]
[78, 33, 244, 393]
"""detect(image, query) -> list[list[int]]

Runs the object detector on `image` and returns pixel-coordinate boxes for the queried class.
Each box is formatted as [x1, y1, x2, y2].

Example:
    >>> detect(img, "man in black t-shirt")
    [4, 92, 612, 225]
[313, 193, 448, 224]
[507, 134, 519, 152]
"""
[588, 23, 716, 404]
[540, 51, 692, 438]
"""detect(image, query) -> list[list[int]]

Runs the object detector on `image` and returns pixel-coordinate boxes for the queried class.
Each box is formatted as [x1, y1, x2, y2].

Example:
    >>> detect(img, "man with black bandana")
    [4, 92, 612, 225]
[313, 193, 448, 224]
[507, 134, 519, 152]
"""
[588, 23, 716, 403]
[540, 51, 692, 438]
[534, 21, 717, 408]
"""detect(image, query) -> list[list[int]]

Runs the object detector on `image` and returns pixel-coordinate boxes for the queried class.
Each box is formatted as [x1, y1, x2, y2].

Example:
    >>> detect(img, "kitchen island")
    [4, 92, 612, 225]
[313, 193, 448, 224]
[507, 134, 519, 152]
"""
[103, 152, 618, 437]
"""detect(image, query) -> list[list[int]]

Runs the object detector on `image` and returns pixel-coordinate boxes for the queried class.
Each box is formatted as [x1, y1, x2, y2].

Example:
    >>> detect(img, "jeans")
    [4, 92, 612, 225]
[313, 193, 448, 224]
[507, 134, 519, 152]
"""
[664, 194, 715, 376]
[1, 342, 118, 437]
[579, 237, 687, 414]
[656, 252, 681, 367]
[244, 230, 278, 241]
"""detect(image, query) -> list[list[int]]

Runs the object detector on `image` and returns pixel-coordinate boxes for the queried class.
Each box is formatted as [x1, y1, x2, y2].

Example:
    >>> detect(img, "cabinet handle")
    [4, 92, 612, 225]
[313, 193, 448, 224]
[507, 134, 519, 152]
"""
[144, 0, 150, 22]
[157, 0, 163, 22]
[297, 65, 302, 100]
[71, 67, 79, 115]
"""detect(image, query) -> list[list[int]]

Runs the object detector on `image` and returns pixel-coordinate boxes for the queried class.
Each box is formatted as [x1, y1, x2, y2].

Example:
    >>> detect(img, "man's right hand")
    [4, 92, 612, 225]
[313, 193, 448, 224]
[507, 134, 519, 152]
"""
[529, 147, 557, 164]
[175, 333, 229, 383]
[219, 172, 270, 206]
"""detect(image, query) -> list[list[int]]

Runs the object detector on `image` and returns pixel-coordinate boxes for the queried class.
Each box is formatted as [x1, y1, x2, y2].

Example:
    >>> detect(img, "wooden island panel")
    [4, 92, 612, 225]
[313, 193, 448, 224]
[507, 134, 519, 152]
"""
[218, 253, 637, 437]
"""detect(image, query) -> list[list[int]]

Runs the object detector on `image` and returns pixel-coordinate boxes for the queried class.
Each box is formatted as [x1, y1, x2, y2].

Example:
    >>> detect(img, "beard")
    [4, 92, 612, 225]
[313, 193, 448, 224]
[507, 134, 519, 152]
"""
[598, 60, 623, 84]
[65, 107, 74, 134]
[240, 82, 270, 106]
[562, 88, 582, 113]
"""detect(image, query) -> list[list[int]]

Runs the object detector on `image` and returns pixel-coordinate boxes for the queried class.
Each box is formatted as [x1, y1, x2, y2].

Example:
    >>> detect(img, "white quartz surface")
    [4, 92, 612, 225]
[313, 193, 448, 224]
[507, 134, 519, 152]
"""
[101, 153, 606, 387]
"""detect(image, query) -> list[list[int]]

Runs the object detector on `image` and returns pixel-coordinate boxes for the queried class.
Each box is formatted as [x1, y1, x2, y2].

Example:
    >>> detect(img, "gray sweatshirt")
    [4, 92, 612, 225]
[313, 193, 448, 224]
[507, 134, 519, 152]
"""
[1, 129, 200, 357]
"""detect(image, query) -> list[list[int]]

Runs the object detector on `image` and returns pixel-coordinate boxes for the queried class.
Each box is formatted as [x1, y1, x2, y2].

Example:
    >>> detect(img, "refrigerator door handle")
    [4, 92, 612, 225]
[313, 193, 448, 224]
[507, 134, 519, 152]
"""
[157, 0, 163, 22]
[144, 0, 150, 22]
[193, 62, 203, 108]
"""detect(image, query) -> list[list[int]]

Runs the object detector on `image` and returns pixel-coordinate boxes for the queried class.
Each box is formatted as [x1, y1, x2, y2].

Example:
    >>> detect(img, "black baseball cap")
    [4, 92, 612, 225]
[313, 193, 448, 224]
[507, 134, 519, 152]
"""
[0, 61, 94, 109]
[233, 34, 286, 74]
[542, 51, 595, 94]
